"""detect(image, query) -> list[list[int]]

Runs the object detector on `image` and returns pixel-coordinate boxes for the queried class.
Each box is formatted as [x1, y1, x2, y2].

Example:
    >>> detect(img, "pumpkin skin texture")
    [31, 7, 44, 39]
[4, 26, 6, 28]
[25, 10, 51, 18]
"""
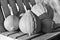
[31, 3, 46, 17]
[41, 19, 55, 33]
[19, 10, 41, 36]
[4, 15, 19, 31]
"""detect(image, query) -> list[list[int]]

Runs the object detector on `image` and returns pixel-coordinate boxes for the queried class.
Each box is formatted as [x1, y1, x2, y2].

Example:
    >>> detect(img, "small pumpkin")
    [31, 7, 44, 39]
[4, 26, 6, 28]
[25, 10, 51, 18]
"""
[19, 10, 41, 36]
[4, 15, 19, 31]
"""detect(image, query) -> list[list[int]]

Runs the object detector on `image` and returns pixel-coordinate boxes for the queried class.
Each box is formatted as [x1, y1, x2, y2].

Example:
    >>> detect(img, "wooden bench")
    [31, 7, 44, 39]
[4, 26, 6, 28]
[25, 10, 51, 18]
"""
[0, 31, 60, 40]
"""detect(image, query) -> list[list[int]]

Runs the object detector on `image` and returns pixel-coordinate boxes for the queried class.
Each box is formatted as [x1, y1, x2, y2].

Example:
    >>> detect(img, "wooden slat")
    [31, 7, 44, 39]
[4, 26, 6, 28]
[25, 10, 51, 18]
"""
[0, 34, 17, 40]
[32, 32, 60, 40]
[17, 33, 42, 40]
[0, 32, 60, 40]
[1, 31, 18, 36]
[9, 32, 26, 39]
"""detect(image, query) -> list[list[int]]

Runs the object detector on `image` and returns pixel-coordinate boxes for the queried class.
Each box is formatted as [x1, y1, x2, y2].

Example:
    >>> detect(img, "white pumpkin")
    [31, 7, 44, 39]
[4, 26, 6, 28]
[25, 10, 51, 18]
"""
[4, 15, 19, 31]
[19, 10, 41, 36]
[31, 3, 46, 17]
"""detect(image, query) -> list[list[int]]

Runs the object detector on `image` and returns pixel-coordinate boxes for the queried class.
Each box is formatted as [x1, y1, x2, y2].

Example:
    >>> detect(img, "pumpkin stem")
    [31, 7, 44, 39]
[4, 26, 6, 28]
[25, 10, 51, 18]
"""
[1, 6, 6, 19]
[8, 4, 13, 15]
[23, 3, 27, 12]
[29, 2, 33, 8]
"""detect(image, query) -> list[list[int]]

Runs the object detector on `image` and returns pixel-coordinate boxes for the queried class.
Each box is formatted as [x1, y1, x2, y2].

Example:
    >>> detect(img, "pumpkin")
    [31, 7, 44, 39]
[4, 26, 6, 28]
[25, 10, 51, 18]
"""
[31, 3, 46, 17]
[42, 19, 55, 33]
[4, 15, 19, 31]
[19, 10, 41, 36]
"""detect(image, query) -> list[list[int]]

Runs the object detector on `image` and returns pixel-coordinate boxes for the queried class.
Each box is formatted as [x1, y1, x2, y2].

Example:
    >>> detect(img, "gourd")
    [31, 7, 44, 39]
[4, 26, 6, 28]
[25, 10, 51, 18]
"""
[31, 3, 46, 17]
[3, 4, 19, 31]
[19, 4, 41, 36]
[4, 15, 19, 31]
[42, 19, 55, 33]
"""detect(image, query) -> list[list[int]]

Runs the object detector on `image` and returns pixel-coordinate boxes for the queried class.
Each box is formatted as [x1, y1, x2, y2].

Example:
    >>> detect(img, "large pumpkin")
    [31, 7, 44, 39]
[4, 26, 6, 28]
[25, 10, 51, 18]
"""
[19, 10, 41, 36]
[4, 15, 19, 31]
[42, 19, 55, 33]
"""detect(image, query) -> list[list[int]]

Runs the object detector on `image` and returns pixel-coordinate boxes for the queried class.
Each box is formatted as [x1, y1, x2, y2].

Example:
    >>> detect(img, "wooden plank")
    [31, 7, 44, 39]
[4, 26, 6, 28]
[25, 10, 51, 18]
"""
[0, 32, 42, 40]
[0, 34, 17, 40]
[9, 32, 42, 40]
[17, 33, 42, 40]
[32, 32, 60, 40]
[1, 31, 18, 36]
[9, 32, 26, 39]
[0, 32, 60, 40]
